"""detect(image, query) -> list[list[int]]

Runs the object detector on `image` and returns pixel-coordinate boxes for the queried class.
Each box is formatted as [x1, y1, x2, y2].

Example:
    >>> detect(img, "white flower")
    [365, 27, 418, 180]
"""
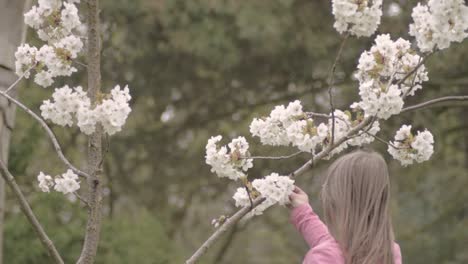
[332, 0, 383, 37]
[40, 85, 90, 127]
[40, 85, 131, 135]
[348, 119, 380, 146]
[61, 3, 81, 34]
[14, 44, 38, 78]
[24, 6, 43, 29]
[232, 173, 294, 217]
[34, 71, 54, 88]
[327, 110, 351, 156]
[354, 34, 428, 119]
[286, 120, 328, 153]
[18, 0, 84, 86]
[250, 117, 290, 146]
[54, 35, 83, 59]
[409, 0, 468, 52]
[24, 0, 82, 42]
[37, 172, 54, 192]
[232, 188, 251, 207]
[252, 173, 295, 206]
[205, 136, 253, 180]
[94, 85, 132, 135]
[76, 107, 98, 135]
[388, 125, 434, 166]
[54, 169, 80, 194]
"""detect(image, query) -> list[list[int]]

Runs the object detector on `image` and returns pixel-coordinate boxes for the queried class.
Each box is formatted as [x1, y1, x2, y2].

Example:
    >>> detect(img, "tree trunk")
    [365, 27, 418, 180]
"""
[0, 1, 29, 263]
[76, 0, 103, 263]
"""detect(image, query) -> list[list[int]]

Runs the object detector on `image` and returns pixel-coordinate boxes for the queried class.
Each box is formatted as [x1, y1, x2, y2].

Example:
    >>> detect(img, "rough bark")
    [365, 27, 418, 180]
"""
[0, 1, 29, 263]
[76, 0, 103, 263]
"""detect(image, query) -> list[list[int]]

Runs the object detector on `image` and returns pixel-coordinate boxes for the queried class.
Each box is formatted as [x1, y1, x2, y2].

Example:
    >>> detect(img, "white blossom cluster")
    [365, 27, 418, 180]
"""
[232, 173, 294, 216]
[15, 0, 84, 87]
[409, 0, 468, 52]
[37, 169, 80, 194]
[40, 85, 132, 135]
[250, 100, 304, 146]
[388, 125, 434, 166]
[347, 112, 380, 148]
[252, 173, 295, 206]
[250, 100, 331, 154]
[355, 34, 429, 119]
[205, 136, 253, 180]
[332, 0, 383, 37]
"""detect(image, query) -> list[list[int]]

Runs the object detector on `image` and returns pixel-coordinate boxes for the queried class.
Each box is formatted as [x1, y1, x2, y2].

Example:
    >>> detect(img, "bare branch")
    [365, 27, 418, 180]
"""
[0, 159, 64, 264]
[247, 151, 304, 160]
[73, 192, 90, 207]
[401, 95, 468, 113]
[0, 90, 90, 179]
[4, 67, 32, 94]
[327, 34, 349, 145]
[397, 53, 432, 87]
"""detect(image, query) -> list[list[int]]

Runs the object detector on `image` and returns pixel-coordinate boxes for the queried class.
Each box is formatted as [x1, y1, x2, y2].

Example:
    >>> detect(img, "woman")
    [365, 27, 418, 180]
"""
[289, 150, 402, 264]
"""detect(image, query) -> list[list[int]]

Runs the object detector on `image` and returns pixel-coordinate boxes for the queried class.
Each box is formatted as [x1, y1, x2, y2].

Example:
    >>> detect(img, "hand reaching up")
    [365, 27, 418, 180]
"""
[289, 186, 309, 208]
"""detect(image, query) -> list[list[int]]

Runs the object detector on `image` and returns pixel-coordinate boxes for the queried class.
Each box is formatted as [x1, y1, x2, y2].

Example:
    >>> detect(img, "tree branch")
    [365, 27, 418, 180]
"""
[4, 67, 31, 94]
[327, 34, 349, 146]
[247, 151, 304, 160]
[0, 159, 64, 264]
[76, 0, 104, 263]
[401, 95, 468, 113]
[185, 38, 454, 264]
[185, 117, 374, 264]
[0, 90, 90, 179]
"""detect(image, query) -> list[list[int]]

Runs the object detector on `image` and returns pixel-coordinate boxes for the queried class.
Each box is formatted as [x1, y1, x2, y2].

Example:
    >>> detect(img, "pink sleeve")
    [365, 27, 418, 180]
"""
[394, 243, 402, 264]
[290, 203, 330, 248]
[303, 246, 338, 264]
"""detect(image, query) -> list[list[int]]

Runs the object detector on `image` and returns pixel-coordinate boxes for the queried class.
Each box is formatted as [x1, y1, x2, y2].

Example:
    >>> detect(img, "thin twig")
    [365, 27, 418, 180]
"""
[74, 60, 88, 68]
[4, 67, 32, 94]
[402, 56, 423, 98]
[247, 151, 304, 160]
[397, 53, 432, 86]
[244, 185, 254, 209]
[360, 129, 404, 150]
[73, 192, 90, 207]
[305, 112, 331, 119]
[0, 90, 90, 179]
[0, 159, 64, 264]
[327, 33, 349, 146]
[401, 95, 468, 113]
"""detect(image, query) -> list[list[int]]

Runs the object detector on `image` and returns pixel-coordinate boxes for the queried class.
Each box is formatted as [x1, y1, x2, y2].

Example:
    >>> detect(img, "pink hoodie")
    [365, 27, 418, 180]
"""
[290, 203, 402, 264]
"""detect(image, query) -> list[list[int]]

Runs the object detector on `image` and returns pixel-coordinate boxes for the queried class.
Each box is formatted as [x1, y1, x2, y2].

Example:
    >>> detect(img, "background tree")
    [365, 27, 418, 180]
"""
[0, 1, 30, 263]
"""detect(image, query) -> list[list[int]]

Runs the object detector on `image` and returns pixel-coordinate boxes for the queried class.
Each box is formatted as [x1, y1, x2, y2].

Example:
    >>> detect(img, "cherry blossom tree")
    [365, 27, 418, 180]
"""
[186, 0, 468, 263]
[0, 1, 467, 264]
[0, 0, 130, 263]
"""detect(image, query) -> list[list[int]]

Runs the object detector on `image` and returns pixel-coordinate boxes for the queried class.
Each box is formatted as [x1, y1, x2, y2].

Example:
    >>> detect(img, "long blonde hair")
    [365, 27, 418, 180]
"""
[321, 149, 395, 264]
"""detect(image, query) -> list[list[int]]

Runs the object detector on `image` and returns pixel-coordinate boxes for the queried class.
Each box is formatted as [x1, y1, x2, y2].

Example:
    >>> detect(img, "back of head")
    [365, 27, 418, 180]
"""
[321, 149, 394, 264]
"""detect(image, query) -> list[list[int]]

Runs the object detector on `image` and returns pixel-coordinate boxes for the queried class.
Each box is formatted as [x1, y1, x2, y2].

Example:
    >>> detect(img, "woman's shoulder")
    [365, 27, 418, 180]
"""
[303, 238, 344, 264]
[302, 240, 402, 264]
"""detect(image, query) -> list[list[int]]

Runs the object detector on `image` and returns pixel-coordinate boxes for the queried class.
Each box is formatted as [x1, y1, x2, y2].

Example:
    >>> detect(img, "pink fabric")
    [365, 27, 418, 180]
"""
[290, 203, 402, 264]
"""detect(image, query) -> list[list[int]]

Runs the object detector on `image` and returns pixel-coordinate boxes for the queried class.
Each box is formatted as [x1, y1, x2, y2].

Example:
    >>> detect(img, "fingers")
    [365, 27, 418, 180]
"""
[294, 185, 305, 194]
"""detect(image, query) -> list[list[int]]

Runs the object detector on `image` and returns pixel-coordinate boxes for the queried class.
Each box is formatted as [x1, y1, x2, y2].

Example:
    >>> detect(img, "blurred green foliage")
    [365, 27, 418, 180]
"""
[4, 0, 468, 263]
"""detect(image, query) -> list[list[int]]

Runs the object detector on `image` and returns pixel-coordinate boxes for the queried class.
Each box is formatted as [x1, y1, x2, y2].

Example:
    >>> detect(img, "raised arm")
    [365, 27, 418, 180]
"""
[289, 186, 331, 248]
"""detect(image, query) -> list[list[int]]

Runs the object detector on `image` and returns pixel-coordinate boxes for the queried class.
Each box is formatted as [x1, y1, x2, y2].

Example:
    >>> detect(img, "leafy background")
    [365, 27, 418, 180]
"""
[5, 0, 468, 263]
